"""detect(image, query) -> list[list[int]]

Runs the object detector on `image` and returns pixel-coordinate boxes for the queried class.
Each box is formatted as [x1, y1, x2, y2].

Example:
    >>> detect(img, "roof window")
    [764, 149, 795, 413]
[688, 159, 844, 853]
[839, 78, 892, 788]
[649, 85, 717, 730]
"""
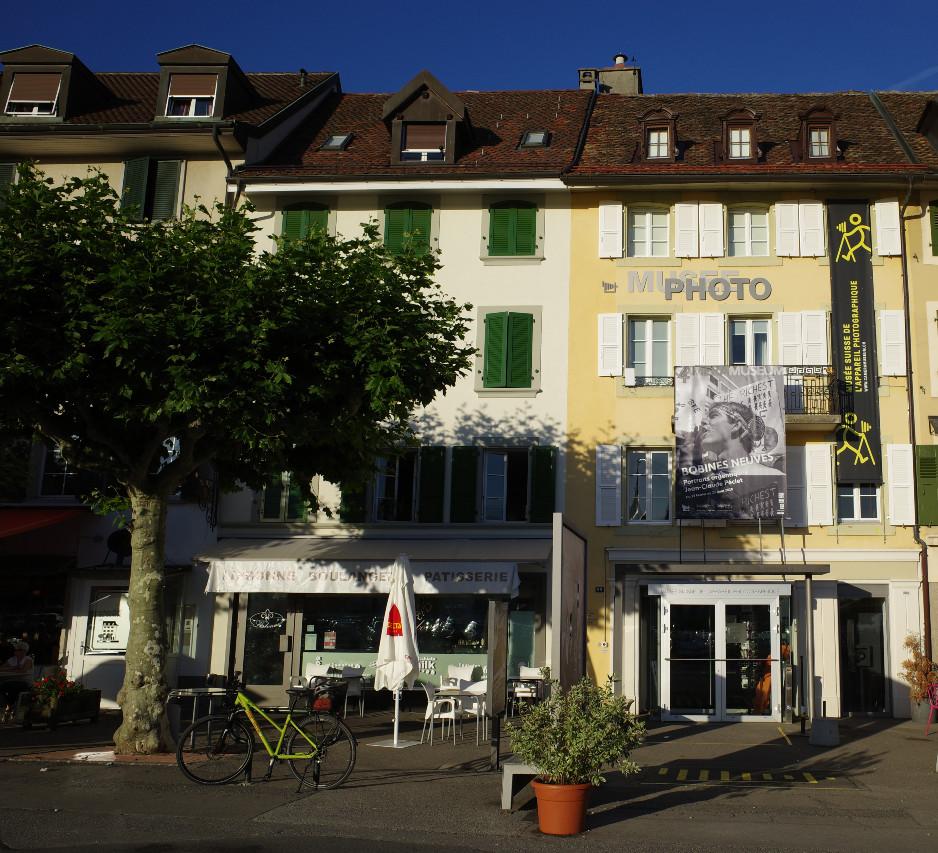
[321, 133, 352, 151]
[520, 130, 550, 148]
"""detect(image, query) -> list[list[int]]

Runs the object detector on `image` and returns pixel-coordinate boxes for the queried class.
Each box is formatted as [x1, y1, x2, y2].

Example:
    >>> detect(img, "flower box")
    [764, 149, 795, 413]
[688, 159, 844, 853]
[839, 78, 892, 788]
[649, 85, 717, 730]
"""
[18, 689, 101, 729]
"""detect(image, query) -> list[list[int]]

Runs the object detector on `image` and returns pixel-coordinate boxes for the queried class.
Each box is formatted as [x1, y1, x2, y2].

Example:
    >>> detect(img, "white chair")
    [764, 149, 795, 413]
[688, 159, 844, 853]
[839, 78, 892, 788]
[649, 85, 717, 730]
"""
[341, 666, 365, 717]
[420, 682, 461, 745]
[445, 665, 476, 687]
[510, 666, 544, 716]
[304, 663, 333, 682]
[459, 679, 488, 745]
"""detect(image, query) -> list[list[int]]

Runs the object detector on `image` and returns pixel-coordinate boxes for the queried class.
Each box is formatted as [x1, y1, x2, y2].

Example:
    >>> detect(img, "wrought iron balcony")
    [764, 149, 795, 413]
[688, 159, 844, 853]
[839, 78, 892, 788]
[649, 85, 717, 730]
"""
[782, 366, 839, 418]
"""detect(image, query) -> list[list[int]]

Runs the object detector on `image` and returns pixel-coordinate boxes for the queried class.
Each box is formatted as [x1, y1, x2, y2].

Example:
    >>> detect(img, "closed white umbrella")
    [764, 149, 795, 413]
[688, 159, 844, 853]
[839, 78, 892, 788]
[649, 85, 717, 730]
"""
[371, 555, 420, 748]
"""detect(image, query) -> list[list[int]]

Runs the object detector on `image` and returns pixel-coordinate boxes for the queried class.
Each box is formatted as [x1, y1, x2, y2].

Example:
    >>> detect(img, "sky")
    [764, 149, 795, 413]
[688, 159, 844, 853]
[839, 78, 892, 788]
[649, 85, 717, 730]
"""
[7, 0, 938, 95]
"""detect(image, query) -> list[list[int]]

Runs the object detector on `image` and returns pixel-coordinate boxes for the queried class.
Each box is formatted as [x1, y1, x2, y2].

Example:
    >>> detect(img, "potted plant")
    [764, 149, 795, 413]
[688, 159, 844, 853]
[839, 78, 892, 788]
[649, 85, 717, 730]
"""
[899, 633, 937, 722]
[18, 667, 101, 729]
[507, 677, 644, 836]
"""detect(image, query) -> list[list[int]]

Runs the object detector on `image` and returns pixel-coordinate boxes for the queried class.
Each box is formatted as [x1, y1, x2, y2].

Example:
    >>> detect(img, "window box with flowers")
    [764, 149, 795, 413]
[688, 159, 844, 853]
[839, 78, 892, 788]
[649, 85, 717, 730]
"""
[16, 668, 101, 729]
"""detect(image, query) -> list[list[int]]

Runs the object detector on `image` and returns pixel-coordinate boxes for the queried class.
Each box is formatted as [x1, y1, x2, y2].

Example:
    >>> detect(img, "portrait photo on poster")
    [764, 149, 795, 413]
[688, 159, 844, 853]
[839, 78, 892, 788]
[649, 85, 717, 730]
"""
[674, 366, 787, 520]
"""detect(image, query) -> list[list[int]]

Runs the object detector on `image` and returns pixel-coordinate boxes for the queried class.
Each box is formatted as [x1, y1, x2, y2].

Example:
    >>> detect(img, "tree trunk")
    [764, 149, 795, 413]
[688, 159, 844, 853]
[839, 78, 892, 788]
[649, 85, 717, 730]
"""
[113, 489, 170, 754]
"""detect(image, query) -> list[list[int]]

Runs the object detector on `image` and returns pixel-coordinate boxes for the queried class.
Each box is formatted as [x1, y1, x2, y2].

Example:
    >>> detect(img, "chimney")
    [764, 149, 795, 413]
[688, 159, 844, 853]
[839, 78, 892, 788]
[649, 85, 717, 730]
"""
[596, 53, 643, 95]
[299, 68, 308, 88]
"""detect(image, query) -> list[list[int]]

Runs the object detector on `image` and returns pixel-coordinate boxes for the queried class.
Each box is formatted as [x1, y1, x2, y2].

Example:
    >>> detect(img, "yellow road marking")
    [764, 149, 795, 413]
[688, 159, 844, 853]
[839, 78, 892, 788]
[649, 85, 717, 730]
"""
[698, 770, 710, 781]
[741, 772, 752, 782]
[777, 726, 793, 746]
[720, 771, 730, 782]
[762, 773, 773, 781]
[676, 769, 688, 781]
[658, 767, 668, 776]
[804, 772, 818, 784]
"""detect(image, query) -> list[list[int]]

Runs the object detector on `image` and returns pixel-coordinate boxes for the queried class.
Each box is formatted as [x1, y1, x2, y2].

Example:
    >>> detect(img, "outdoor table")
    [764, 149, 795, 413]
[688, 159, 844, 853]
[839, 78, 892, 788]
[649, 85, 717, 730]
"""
[434, 687, 487, 745]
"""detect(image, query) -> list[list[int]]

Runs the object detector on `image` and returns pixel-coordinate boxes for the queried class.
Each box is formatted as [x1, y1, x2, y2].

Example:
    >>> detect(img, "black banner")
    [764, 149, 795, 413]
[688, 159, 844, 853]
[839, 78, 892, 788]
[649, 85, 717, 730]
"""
[827, 201, 882, 484]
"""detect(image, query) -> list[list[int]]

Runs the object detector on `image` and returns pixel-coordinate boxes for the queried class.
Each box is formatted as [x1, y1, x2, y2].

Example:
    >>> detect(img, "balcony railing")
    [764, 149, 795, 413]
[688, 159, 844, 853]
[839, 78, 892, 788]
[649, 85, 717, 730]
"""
[782, 366, 838, 416]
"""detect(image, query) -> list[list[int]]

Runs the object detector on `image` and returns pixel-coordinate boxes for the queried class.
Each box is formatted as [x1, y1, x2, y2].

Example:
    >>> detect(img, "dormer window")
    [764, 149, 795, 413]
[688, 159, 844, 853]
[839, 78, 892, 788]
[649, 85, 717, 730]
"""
[520, 130, 550, 148]
[165, 73, 217, 117]
[808, 126, 831, 158]
[639, 108, 677, 163]
[719, 108, 760, 163]
[729, 127, 752, 159]
[5, 72, 61, 115]
[646, 127, 670, 159]
[795, 107, 838, 162]
[401, 122, 446, 162]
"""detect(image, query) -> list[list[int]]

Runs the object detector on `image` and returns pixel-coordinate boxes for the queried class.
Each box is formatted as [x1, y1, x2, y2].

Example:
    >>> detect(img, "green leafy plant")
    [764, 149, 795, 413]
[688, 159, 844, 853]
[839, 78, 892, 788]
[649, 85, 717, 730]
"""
[900, 633, 937, 703]
[31, 667, 83, 708]
[507, 677, 644, 786]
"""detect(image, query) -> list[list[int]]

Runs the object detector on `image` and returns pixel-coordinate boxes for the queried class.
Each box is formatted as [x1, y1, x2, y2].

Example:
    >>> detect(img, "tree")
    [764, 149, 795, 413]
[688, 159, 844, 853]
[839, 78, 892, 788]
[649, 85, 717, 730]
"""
[0, 166, 473, 753]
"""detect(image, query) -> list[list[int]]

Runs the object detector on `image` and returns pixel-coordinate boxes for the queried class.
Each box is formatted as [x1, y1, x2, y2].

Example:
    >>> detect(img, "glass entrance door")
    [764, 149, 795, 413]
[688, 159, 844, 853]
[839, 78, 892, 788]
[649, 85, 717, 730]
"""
[235, 593, 300, 705]
[838, 595, 888, 715]
[660, 590, 781, 722]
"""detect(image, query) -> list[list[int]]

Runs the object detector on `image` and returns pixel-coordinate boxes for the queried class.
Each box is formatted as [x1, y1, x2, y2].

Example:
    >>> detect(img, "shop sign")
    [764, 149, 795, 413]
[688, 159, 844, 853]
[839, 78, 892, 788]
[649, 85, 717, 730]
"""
[648, 583, 792, 599]
[621, 270, 773, 301]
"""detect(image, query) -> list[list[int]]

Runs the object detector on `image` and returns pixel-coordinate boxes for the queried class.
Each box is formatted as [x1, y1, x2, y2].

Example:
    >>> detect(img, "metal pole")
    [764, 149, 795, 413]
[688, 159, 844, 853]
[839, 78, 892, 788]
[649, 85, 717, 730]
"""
[804, 574, 815, 720]
[393, 689, 400, 747]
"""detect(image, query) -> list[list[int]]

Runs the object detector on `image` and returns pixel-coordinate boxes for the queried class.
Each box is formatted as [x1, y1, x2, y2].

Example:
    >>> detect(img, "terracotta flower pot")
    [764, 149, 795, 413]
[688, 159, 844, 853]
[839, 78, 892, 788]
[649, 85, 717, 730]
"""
[531, 780, 592, 836]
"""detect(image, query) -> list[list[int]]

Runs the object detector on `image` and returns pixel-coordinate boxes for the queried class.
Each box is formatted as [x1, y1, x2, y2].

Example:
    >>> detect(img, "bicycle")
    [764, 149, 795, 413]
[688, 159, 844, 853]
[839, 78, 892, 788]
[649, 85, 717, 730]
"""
[175, 675, 356, 791]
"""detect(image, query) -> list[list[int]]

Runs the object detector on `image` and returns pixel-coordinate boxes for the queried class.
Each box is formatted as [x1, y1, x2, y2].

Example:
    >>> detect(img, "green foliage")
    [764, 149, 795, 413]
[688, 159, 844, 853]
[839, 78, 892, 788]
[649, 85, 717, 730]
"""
[0, 165, 474, 502]
[507, 677, 645, 786]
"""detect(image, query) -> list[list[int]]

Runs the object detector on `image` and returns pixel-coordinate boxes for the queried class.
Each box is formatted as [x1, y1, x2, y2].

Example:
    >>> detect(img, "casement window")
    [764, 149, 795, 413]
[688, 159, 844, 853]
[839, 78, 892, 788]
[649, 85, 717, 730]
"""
[165, 74, 217, 117]
[40, 445, 79, 496]
[728, 208, 769, 257]
[626, 449, 671, 523]
[837, 483, 879, 522]
[450, 445, 556, 523]
[384, 202, 432, 255]
[627, 207, 669, 258]
[4, 72, 61, 115]
[929, 204, 938, 257]
[646, 128, 670, 159]
[719, 108, 760, 163]
[808, 126, 831, 159]
[627, 317, 671, 385]
[487, 202, 537, 256]
[796, 109, 837, 163]
[774, 201, 826, 257]
[261, 472, 307, 521]
[482, 311, 534, 389]
[640, 108, 677, 163]
[400, 123, 446, 162]
[120, 157, 182, 222]
[729, 318, 770, 366]
[373, 451, 417, 522]
[280, 204, 329, 241]
[728, 127, 752, 159]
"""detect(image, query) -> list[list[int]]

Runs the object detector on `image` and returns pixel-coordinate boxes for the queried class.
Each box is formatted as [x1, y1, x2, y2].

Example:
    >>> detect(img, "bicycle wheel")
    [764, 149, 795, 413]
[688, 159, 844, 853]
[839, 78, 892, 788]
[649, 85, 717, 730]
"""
[176, 714, 254, 785]
[287, 713, 356, 790]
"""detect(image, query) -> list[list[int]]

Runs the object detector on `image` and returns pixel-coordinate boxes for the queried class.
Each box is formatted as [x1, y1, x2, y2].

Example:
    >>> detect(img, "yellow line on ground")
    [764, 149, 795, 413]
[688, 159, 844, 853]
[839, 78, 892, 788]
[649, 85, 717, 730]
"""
[804, 772, 818, 784]
[677, 769, 688, 781]
[741, 772, 752, 782]
[658, 767, 668, 776]
[698, 769, 710, 781]
[777, 725, 793, 746]
[720, 770, 730, 782]
[762, 773, 773, 781]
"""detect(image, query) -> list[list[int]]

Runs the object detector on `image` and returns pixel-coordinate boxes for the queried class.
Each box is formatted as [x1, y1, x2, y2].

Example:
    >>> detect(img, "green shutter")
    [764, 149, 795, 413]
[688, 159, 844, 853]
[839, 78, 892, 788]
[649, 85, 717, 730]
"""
[450, 446, 480, 522]
[282, 206, 329, 242]
[488, 205, 514, 256]
[286, 478, 307, 521]
[513, 204, 537, 255]
[150, 160, 181, 221]
[417, 446, 445, 523]
[916, 445, 938, 525]
[308, 206, 329, 233]
[121, 157, 150, 220]
[262, 477, 284, 519]
[408, 204, 432, 254]
[483, 312, 509, 388]
[930, 204, 938, 258]
[384, 205, 409, 254]
[338, 481, 367, 523]
[507, 312, 534, 389]
[0, 163, 14, 210]
[528, 445, 556, 522]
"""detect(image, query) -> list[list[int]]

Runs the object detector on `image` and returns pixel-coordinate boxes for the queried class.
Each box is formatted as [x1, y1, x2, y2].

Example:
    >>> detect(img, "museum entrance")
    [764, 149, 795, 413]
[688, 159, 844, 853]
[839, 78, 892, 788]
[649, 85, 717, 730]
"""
[655, 583, 788, 722]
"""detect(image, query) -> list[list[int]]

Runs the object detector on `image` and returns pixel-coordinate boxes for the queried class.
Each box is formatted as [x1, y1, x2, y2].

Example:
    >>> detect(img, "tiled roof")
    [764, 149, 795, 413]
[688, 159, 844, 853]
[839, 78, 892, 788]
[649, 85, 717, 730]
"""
[0, 70, 334, 127]
[875, 91, 938, 169]
[236, 89, 592, 178]
[569, 92, 927, 177]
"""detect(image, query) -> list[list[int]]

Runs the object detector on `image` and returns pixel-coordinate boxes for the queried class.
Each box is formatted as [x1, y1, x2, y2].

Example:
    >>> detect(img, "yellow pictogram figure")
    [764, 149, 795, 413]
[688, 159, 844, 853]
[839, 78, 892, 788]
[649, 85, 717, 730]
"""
[835, 213, 871, 263]
[836, 412, 876, 466]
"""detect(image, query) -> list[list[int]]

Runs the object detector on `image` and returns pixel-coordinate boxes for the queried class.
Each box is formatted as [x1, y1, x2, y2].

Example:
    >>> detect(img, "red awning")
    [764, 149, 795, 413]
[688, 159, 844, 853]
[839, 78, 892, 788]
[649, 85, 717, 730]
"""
[0, 508, 86, 539]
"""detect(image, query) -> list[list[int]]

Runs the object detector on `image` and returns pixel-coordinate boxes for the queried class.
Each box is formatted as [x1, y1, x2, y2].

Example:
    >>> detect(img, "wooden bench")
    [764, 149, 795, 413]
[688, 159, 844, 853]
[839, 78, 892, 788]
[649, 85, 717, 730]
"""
[501, 761, 539, 811]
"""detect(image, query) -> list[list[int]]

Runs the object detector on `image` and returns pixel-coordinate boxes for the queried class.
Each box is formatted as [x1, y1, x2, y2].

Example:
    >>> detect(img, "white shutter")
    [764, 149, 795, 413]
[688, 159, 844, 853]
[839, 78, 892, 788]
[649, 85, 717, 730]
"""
[874, 199, 901, 257]
[598, 202, 623, 258]
[799, 202, 826, 257]
[699, 203, 724, 258]
[879, 310, 906, 376]
[887, 443, 915, 525]
[777, 312, 803, 365]
[699, 313, 725, 366]
[674, 313, 700, 366]
[805, 442, 834, 526]
[801, 311, 829, 366]
[597, 313, 624, 377]
[674, 203, 699, 258]
[596, 444, 622, 527]
[785, 445, 807, 527]
[775, 202, 801, 257]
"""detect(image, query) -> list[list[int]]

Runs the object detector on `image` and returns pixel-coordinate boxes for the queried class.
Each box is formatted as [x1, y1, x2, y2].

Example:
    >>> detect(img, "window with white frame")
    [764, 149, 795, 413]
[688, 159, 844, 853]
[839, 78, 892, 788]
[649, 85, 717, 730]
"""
[5, 73, 61, 116]
[626, 449, 671, 522]
[646, 128, 670, 159]
[837, 483, 879, 522]
[165, 74, 217, 118]
[373, 451, 417, 521]
[808, 126, 830, 158]
[728, 208, 769, 257]
[40, 445, 79, 496]
[628, 317, 670, 383]
[482, 448, 529, 522]
[729, 317, 770, 366]
[728, 127, 752, 159]
[627, 207, 669, 258]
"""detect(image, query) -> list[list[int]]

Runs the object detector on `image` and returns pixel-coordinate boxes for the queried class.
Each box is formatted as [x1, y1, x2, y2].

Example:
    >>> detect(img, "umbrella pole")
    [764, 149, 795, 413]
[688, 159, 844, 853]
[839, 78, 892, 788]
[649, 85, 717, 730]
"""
[393, 689, 400, 747]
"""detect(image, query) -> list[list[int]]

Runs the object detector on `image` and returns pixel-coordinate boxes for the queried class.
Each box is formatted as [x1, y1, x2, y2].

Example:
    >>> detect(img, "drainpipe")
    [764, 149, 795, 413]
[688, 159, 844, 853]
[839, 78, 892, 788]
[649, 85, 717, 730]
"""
[212, 124, 243, 209]
[898, 175, 932, 659]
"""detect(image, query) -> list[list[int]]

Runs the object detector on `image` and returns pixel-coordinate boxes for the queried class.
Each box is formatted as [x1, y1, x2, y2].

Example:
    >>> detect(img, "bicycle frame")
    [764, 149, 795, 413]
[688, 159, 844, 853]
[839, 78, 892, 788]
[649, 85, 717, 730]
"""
[233, 691, 317, 760]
